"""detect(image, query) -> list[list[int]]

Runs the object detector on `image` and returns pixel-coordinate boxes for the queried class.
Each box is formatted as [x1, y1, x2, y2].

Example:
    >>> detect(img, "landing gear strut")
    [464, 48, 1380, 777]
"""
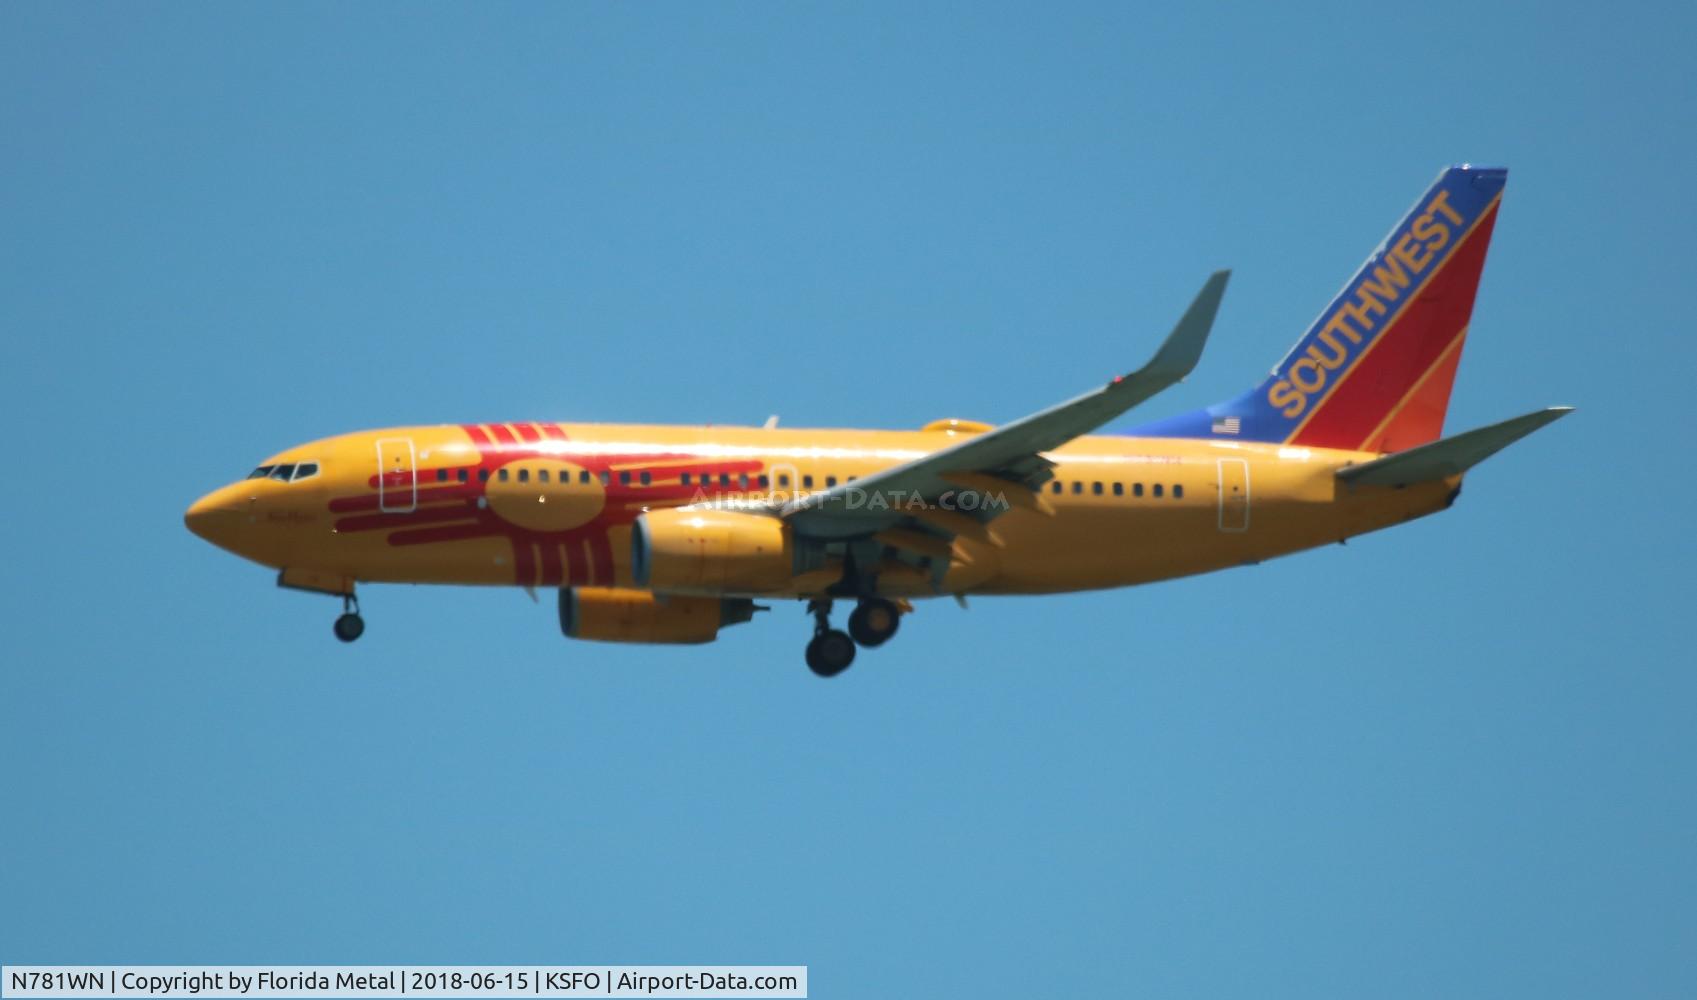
[804, 599, 855, 678]
[333, 592, 365, 643]
[848, 598, 900, 647]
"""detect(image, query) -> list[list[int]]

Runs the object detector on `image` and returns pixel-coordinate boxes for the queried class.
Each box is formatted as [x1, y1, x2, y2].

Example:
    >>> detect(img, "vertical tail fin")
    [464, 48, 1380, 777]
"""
[1130, 165, 1507, 452]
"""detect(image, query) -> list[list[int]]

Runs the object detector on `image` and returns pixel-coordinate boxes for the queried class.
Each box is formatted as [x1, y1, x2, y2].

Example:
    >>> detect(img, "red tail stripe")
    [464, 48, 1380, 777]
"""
[1291, 204, 1499, 450]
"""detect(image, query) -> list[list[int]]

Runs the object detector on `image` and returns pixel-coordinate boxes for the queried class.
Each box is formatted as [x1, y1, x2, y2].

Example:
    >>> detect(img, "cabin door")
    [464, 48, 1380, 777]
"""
[376, 437, 417, 514]
[1217, 458, 1250, 533]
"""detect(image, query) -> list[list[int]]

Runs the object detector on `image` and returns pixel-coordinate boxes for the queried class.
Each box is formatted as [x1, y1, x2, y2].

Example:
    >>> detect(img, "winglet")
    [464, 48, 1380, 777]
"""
[1135, 269, 1230, 383]
[1338, 406, 1573, 487]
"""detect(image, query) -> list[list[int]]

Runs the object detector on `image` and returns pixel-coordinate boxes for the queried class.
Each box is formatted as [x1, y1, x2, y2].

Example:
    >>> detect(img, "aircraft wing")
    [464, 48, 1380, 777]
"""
[779, 271, 1229, 536]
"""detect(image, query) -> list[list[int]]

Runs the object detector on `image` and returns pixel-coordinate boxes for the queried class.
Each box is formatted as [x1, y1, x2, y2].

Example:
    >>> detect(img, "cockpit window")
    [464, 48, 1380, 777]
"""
[246, 461, 318, 483]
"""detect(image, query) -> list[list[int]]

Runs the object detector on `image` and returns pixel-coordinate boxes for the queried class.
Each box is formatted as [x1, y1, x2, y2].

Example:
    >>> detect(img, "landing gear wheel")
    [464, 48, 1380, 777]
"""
[848, 598, 901, 647]
[806, 629, 856, 678]
[333, 613, 365, 643]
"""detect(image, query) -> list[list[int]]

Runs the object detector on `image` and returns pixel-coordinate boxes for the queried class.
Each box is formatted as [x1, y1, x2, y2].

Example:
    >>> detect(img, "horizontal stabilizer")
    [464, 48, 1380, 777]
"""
[1337, 407, 1572, 487]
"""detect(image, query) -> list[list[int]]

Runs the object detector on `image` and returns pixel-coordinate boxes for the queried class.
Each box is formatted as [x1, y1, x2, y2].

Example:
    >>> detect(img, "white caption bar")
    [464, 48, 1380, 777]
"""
[1, 967, 806, 999]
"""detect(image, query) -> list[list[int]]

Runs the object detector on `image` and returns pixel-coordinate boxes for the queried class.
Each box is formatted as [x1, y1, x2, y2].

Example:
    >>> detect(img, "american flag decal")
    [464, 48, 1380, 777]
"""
[1211, 416, 1241, 435]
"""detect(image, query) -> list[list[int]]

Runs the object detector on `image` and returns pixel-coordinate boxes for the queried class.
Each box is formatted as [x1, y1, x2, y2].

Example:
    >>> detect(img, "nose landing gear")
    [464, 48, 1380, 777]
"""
[333, 593, 365, 643]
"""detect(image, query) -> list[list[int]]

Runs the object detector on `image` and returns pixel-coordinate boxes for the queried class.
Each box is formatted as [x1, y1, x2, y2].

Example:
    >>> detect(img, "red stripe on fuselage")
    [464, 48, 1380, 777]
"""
[538, 541, 563, 586]
[512, 540, 537, 587]
[1290, 203, 1500, 450]
[387, 522, 496, 547]
[567, 537, 589, 586]
[334, 503, 481, 535]
[331, 481, 478, 514]
[590, 533, 615, 586]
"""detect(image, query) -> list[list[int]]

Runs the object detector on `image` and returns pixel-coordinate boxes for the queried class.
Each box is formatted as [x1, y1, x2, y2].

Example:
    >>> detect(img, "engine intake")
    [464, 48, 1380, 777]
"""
[560, 586, 757, 644]
[632, 508, 793, 595]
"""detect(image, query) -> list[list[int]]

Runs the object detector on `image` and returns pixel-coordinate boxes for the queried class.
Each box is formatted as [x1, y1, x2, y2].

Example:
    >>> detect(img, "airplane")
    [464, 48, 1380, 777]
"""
[186, 164, 1569, 677]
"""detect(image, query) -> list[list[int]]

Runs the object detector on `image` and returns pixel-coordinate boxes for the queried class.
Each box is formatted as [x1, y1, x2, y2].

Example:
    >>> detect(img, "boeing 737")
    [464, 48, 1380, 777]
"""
[186, 165, 1569, 676]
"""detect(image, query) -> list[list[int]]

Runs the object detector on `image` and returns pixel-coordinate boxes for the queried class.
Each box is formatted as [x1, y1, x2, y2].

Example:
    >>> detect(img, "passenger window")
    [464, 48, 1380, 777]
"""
[1174, 484, 1184, 499]
[640, 471, 651, 486]
[1092, 482, 1103, 495]
[758, 474, 769, 489]
[599, 471, 610, 485]
[270, 464, 296, 481]
[1133, 483, 1143, 497]
[580, 470, 590, 484]
[739, 473, 749, 489]
[457, 469, 468, 483]
[518, 469, 530, 483]
[539, 469, 550, 484]
[826, 476, 837, 488]
[247, 466, 273, 480]
[436, 468, 447, 483]
[681, 473, 691, 486]
[479, 469, 490, 482]
[618, 471, 630, 485]
[1051, 481, 1062, 494]
[292, 463, 319, 481]
[1113, 482, 1123, 496]
[718, 473, 729, 487]
[1071, 481, 1082, 494]
[499, 469, 510, 482]
[778, 474, 790, 487]
[803, 475, 814, 489]
[1153, 483, 1163, 497]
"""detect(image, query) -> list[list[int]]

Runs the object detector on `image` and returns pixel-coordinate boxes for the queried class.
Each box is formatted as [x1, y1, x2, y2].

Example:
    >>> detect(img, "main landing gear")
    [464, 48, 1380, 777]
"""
[333, 592, 365, 643]
[804, 597, 902, 678]
[848, 597, 900, 647]
[804, 600, 854, 678]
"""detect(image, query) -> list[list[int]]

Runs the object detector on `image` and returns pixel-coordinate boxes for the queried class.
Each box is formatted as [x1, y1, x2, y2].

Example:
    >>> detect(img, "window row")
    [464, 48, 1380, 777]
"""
[422, 464, 1184, 500]
[682, 472, 851, 490]
[246, 462, 319, 483]
[1049, 479, 1184, 499]
[432, 467, 853, 490]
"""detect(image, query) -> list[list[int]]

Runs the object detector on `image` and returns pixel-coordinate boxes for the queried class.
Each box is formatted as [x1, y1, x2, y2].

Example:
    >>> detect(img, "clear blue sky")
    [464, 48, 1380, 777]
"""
[2, 3, 1692, 996]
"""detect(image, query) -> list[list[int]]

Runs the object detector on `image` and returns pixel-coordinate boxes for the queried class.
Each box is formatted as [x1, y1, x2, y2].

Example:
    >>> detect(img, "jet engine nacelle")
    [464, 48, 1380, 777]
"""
[631, 507, 793, 595]
[559, 586, 757, 644]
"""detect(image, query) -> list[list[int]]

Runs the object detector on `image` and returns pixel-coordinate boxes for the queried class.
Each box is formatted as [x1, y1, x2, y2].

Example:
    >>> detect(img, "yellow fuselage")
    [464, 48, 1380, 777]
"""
[185, 421, 1456, 599]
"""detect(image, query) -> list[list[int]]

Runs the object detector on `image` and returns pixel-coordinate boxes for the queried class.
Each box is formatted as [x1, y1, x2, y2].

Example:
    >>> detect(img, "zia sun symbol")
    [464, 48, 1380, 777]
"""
[328, 422, 765, 587]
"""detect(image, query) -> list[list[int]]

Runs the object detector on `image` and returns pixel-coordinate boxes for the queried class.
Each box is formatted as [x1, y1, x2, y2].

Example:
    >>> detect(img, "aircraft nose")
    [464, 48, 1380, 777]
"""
[184, 485, 250, 549]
